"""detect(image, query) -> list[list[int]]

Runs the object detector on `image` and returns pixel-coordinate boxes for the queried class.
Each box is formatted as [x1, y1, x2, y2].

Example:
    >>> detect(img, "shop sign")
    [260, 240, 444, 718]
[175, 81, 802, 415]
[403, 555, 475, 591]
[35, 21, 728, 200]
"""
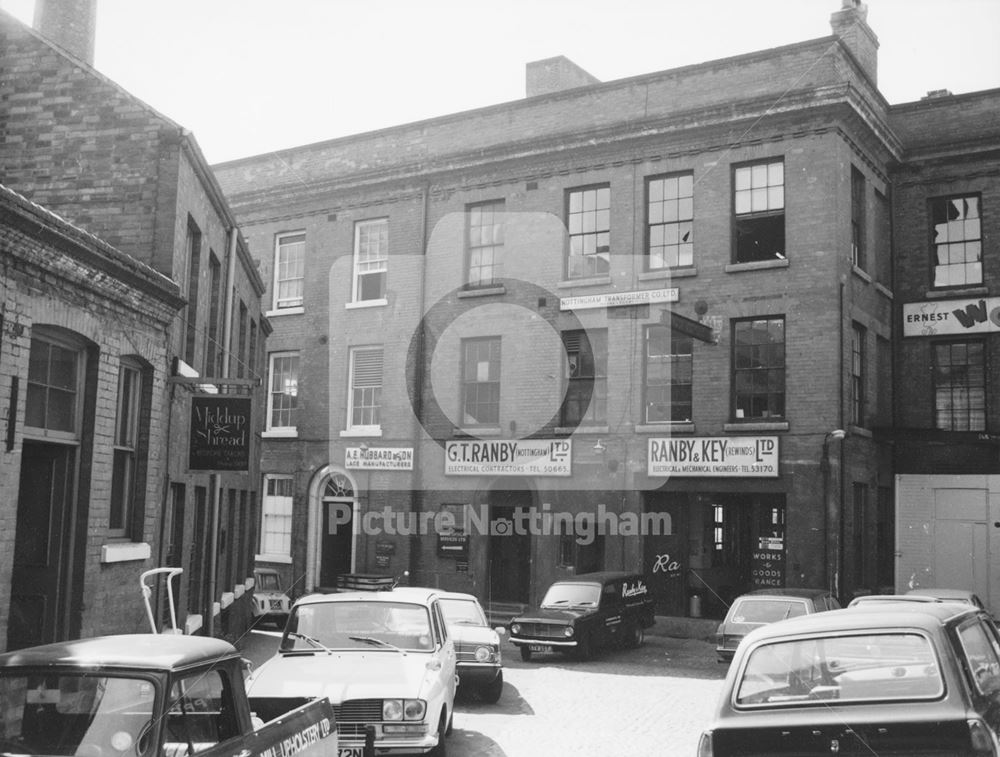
[903, 297, 1000, 337]
[751, 536, 785, 589]
[560, 288, 678, 311]
[445, 439, 572, 476]
[188, 396, 251, 471]
[647, 436, 778, 477]
[437, 532, 469, 558]
[345, 446, 414, 470]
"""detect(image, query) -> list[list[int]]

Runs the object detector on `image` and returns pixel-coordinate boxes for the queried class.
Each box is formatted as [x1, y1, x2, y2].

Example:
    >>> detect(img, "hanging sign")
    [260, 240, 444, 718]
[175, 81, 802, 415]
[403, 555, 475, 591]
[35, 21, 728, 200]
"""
[188, 396, 251, 471]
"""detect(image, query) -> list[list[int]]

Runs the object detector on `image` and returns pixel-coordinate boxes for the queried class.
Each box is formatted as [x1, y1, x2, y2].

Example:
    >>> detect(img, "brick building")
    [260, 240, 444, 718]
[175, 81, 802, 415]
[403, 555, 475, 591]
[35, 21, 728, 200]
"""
[890, 89, 1000, 604]
[0, 2, 270, 646]
[212, 1, 922, 616]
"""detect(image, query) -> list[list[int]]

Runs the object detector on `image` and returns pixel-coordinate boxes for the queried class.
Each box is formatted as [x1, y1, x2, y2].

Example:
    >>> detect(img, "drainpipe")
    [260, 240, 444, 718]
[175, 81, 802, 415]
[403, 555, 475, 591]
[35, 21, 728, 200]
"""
[409, 183, 430, 584]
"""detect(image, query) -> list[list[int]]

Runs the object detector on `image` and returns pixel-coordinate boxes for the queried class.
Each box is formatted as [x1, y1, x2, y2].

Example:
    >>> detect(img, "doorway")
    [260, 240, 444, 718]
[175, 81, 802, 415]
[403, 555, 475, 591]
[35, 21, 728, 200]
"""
[487, 488, 532, 604]
[319, 472, 356, 588]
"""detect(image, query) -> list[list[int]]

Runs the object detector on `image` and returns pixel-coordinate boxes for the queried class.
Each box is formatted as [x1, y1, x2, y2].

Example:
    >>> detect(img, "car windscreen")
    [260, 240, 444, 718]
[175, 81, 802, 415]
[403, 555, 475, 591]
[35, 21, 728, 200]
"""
[256, 572, 281, 591]
[540, 582, 601, 608]
[283, 600, 434, 651]
[735, 632, 943, 707]
[727, 598, 807, 625]
[440, 599, 487, 627]
[0, 672, 158, 756]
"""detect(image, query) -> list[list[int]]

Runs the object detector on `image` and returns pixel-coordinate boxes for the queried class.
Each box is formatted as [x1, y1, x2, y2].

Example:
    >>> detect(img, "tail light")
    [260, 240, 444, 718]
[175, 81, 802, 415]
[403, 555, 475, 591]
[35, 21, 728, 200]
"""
[697, 731, 713, 757]
[968, 719, 999, 756]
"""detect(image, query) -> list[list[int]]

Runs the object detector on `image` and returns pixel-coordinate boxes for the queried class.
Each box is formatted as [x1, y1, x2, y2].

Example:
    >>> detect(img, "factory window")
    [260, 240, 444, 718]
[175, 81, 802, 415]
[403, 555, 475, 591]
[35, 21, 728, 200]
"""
[851, 166, 866, 270]
[647, 172, 694, 270]
[466, 200, 505, 287]
[267, 352, 299, 433]
[260, 475, 294, 559]
[461, 337, 501, 426]
[561, 329, 607, 426]
[347, 346, 383, 432]
[733, 159, 784, 263]
[931, 194, 981, 288]
[566, 185, 610, 279]
[352, 218, 388, 303]
[732, 316, 785, 420]
[273, 232, 305, 310]
[644, 326, 692, 423]
[933, 340, 985, 431]
[110, 358, 150, 538]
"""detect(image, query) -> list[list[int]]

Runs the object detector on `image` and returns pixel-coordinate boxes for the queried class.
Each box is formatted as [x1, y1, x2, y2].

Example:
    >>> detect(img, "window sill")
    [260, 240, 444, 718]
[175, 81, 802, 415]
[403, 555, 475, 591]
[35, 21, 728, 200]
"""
[345, 298, 388, 310]
[847, 425, 873, 439]
[458, 285, 506, 298]
[874, 282, 893, 300]
[100, 541, 152, 564]
[723, 421, 789, 432]
[557, 276, 613, 289]
[262, 429, 299, 439]
[725, 258, 789, 273]
[635, 422, 695, 434]
[925, 285, 989, 299]
[555, 425, 609, 435]
[453, 426, 502, 437]
[265, 306, 304, 318]
[255, 554, 293, 564]
[851, 265, 872, 284]
[639, 267, 697, 281]
[339, 428, 384, 438]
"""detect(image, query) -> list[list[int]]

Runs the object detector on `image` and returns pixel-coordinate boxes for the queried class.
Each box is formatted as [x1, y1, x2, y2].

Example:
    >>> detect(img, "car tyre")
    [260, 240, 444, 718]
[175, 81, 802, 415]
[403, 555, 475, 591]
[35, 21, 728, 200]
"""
[480, 670, 504, 703]
[575, 634, 593, 661]
[428, 710, 448, 757]
[625, 623, 644, 649]
[519, 646, 533, 662]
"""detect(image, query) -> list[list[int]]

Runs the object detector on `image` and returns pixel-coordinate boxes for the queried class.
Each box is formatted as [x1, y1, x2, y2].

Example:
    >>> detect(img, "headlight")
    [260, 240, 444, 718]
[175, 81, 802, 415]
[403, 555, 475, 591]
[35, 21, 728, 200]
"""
[510, 623, 521, 635]
[474, 646, 494, 663]
[403, 699, 426, 721]
[563, 626, 574, 637]
[382, 699, 403, 721]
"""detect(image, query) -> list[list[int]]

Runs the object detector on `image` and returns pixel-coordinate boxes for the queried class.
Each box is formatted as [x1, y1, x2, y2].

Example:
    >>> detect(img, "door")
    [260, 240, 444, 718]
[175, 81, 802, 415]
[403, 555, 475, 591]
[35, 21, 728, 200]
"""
[488, 490, 531, 603]
[8, 441, 76, 650]
[320, 500, 353, 587]
[935, 488, 989, 602]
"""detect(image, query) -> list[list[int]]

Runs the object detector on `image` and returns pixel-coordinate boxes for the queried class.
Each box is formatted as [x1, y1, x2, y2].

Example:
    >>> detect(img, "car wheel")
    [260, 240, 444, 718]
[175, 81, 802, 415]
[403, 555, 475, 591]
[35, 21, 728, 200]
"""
[519, 646, 533, 662]
[428, 710, 448, 757]
[625, 623, 644, 649]
[480, 670, 504, 703]
[575, 634, 593, 661]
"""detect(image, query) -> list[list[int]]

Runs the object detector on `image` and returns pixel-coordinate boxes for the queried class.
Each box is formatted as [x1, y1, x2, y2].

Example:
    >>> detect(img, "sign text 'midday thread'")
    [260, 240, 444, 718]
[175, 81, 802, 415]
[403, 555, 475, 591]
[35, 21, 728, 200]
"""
[647, 436, 779, 477]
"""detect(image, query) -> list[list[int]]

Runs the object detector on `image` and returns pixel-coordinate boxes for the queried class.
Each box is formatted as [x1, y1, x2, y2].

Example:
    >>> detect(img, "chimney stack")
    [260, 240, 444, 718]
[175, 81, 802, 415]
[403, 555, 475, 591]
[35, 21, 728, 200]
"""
[526, 56, 600, 98]
[830, 0, 879, 86]
[34, 0, 98, 66]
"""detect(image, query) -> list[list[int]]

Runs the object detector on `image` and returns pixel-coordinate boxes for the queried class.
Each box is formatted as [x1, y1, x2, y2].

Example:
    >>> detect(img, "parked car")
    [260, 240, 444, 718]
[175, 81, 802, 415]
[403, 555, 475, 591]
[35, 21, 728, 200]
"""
[905, 587, 989, 610]
[698, 602, 1000, 756]
[436, 591, 504, 703]
[508, 571, 654, 661]
[253, 567, 292, 628]
[715, 588, 840, 663]
[245, 587, 457, 757]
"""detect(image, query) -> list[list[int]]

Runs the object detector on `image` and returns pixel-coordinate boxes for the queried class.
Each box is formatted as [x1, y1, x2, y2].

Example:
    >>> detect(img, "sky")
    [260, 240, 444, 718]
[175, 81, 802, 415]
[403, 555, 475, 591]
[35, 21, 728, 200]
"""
[2, 0, 999, 165]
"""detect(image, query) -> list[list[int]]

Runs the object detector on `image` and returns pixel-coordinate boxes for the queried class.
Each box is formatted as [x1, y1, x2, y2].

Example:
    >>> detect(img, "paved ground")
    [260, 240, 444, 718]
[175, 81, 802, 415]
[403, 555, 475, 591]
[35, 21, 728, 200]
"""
[237, 627, 727, 756]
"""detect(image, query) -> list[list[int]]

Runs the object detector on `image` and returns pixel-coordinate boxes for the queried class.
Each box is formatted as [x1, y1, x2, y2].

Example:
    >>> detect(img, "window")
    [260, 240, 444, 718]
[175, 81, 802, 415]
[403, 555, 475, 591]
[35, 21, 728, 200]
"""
[273, 232, 305, 309]
[267, 352, 300, 432]
[733, 160, 784, 263]
[165, 669, 239, 752]
[713, 505, 725, 551]
[732, 317, 785, 420]
[850, 323, 866, 427]
[110, 360, 145, 535]
[235, 300, 247, 378]
[25, 334, 82, 436]
[647, 173, 694, 269]
[461, 337, 500, 426]
[561, 329, 607, 426]
[206, 252, 222, 377]
[851, 166, 866, 270]
[348, 346, 383, 431]
[932, 194, 981, 287]
[467, 200, 504, 287]
[933, 341, 985, 431]
[566, 185, 610, 279]
[644, 326, 692, 423]
[260, 476, 293, 558]
[184, 220, 202, 367]
[352, 219, 388, 302]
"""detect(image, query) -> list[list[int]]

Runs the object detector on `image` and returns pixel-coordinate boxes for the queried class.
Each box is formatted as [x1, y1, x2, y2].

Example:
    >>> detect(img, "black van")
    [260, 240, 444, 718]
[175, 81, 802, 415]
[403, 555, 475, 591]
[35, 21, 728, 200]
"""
[508, 571, 655, 660]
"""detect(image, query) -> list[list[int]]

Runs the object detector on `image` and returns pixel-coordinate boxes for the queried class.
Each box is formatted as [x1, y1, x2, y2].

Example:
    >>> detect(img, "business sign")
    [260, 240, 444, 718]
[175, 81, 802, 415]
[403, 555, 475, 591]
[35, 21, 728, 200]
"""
[445, 439, 572, 476]
[345, 446, 414, 470]
[560, 288, 678, 311]
[903, 297, 1000, 337]
[751, 535, 785, 589]
[647, 436, 779, 477]
[188, 396, 251, 471]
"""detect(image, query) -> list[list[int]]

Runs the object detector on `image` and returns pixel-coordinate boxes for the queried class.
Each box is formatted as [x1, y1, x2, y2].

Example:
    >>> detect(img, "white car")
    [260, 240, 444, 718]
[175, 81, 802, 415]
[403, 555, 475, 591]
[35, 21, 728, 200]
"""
[245, 588, 457, 757]
[436, 591, 504, 703]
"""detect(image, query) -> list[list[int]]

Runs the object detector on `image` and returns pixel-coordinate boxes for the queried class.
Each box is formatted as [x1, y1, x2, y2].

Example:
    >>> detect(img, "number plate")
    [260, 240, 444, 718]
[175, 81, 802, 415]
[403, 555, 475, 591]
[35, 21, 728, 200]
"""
[338, 749, 363, 757]
[269, 599, 284, 610]
[529, 644, 553, 654]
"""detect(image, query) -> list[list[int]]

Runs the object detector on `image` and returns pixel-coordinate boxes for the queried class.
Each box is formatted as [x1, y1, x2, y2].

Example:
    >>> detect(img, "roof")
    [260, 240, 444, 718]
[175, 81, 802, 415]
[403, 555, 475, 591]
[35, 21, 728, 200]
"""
[744, 588, 833, 599]
[295, 587, 441, 607]
[742, 603, 978, 645]
[0, 634, 238, 672]
[553, 571, 642, 585]
[436, 591, 480, 602]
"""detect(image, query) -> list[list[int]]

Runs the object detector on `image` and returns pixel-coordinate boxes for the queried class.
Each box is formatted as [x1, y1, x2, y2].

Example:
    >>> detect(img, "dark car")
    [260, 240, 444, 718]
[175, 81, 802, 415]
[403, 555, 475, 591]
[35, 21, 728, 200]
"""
[437, 591, 504, 703]
[698, 602, 1000, 756]
[508, 571, 654, 661]
[715, 588, 840, 663]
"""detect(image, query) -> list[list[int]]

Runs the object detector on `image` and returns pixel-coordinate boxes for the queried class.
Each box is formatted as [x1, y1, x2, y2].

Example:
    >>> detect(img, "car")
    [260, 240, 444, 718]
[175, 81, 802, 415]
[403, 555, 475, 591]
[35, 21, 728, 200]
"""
[507, 571, 654, 661]
[905, 587, 989, 610]
[698, 602, 1000, 756]
[847, 593, 944, 608]
[715, 588, 840, 663]
[252, 567, 292, 627]
[245, 587, 457, 757]
[435, 591, 504, 703]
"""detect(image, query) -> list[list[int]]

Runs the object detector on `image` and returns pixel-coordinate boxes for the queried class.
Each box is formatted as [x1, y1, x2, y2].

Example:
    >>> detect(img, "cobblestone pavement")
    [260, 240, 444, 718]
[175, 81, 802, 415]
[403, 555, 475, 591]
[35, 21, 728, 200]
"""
[239, 629, 727, 757]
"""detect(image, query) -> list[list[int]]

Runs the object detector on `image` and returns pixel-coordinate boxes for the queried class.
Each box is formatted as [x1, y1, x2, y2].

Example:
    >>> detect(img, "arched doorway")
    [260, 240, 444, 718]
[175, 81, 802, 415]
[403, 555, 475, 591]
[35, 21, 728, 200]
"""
[487, 484, 533, 604]
[306, 467, 359, 592]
